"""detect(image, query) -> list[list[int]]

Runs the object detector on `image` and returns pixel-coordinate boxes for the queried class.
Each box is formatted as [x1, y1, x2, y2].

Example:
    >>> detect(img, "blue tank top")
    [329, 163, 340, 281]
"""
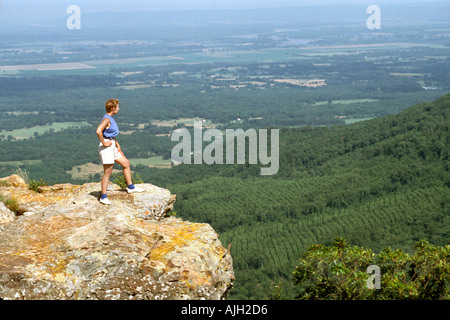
[101, 114, 119, 138]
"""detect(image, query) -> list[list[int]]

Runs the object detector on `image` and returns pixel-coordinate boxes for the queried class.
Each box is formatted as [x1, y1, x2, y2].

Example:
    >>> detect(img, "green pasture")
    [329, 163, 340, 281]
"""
[0, 159, 42, 166]
[0, 122, 91, 140]
[344, 117, 375, 124]
[129, 156, 172, 168]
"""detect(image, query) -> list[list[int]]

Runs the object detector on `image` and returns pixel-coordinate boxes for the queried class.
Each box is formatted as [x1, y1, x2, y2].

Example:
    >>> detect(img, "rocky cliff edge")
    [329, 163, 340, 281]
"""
[0, 175, 234, 300]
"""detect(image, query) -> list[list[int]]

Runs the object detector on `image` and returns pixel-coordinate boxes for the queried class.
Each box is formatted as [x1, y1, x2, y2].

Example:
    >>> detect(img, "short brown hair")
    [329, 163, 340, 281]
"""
[105, 98, 119, 113]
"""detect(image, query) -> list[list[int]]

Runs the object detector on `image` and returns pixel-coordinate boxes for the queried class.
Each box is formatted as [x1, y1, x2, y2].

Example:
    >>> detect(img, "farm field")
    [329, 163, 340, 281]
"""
[314, 99, 380, 105]
[0, 122, 91, 140]
[66, 163, 109, 180]
[344, 117, 375, 124]
[151, 118, 217, 128]
[1, 42, 442, 76]
[66, 156, 172, 181]
[129, 156, 172, 168]
[0, 159, 42, 167]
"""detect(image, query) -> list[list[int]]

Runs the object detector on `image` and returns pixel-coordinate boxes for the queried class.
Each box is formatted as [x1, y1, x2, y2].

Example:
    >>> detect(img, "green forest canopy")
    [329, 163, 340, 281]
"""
[1, 93, 449, 299]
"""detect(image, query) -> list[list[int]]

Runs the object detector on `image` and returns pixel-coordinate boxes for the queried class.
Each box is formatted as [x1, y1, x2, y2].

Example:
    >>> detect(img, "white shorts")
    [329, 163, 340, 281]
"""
[98, 139, 122, 165]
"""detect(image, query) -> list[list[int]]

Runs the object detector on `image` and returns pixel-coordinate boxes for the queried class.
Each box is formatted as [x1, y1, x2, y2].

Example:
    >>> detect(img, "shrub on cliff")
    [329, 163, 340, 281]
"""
[0, 193, 20, 214]
[292, 238, 449, 300]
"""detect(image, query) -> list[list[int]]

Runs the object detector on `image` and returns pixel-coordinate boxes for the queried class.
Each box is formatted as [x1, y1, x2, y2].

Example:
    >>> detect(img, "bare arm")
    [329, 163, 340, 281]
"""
[96, 118, 112, 147]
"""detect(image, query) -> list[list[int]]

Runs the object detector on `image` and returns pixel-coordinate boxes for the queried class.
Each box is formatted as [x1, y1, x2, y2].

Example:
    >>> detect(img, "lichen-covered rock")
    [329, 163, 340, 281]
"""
[0, 176, 234, 300]
[0, 202, 15, 224]
[0, 174, 27, 188]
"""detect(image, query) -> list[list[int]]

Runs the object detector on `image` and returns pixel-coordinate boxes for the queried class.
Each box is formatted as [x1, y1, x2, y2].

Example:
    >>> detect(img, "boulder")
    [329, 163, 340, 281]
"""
[0, 176, 234, 300]
[0, 174, 27, 188]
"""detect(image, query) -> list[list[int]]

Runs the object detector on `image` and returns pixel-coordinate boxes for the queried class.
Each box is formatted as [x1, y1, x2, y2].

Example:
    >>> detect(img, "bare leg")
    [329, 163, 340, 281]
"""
[115, 155, 132, 186]
[101, 164, 114, 194]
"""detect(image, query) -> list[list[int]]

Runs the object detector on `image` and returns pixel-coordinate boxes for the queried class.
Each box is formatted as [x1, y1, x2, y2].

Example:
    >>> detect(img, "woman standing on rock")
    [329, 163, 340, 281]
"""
[96, 98, 143, 205]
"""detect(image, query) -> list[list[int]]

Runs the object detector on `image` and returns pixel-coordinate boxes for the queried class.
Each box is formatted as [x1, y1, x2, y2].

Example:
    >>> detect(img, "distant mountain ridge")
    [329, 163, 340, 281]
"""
[1, 2, 449, 41]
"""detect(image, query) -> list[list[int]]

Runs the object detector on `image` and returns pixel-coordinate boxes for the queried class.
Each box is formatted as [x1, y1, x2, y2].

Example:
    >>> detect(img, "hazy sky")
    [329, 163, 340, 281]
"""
[0, 0, 445, 14]
[0, 0, 447, 23]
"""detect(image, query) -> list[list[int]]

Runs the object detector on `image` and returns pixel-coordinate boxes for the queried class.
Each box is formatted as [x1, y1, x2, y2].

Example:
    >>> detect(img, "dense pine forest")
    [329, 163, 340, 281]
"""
[155, 94, 449, 299]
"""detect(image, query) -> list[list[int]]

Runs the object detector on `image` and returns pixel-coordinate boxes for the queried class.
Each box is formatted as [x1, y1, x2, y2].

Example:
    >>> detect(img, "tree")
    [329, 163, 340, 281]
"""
[292, 238, 376, 300]
[291, 238, 450, 300]
[378, 240, 450, 299]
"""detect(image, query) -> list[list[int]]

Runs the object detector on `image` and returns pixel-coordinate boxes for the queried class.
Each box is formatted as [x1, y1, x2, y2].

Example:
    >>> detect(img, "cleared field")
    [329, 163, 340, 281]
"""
[2, 41, 443, 86]
[0, 62, 95, 71]
[273, 78, 326, 87]
[5, 111, 39, 116]
[344, 117, 375, 124]
[129, 156, 172, 169]
[332, 99, 380, 104]
[66, 163, 122, 180]
[151, 118, 217, 128]
[0, 122, 90, 140]
[3, 42, 440, 76]
[67, 156, 172, 180]
[314, 99, 379, 106]
[117, 83, 181, 90]
[0, 159, 42, 167]
[390, 73, 426, 77]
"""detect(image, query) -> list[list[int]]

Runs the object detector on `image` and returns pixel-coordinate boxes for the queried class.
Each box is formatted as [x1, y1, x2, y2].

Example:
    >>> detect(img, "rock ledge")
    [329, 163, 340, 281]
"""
[0, 176, 234, 300]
